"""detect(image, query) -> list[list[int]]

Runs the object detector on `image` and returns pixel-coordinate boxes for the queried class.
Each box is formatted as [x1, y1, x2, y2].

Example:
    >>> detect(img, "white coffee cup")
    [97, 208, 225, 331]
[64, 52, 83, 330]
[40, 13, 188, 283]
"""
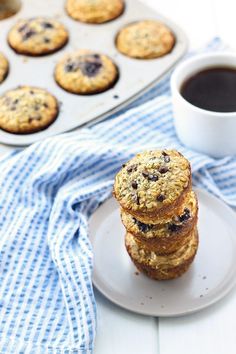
[171, 53, 236, 158]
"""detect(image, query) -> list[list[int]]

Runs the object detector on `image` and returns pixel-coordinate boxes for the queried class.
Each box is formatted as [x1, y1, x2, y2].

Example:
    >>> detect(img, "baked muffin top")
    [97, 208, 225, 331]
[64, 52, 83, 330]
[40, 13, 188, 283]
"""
[116, 20, 175, 59]
[114, 150, 191, 217]
[0, 86, 58, 134]
[121, 191, 197, 238]
[8, 17, 68, 56]
[66, 0, 124, 24]
[55, 49, 118, 94]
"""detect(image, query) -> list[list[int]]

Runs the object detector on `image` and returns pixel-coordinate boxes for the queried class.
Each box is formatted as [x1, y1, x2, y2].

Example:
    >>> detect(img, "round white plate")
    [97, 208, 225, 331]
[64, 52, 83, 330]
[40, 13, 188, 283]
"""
[89, 188, 236, 316]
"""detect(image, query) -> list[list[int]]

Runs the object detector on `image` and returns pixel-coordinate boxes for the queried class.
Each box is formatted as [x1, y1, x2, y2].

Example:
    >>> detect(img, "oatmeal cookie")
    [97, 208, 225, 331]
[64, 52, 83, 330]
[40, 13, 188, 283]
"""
[114, 150, 192, 221]
[66, 0, 124, 23]
[8, 17, 68, 56]
[116, 20, 175, 59]
[0, 86, 58, 134]
[55, 49, 118, 94]
[125, 227, 198, 280]
[121, 191, 198, 254]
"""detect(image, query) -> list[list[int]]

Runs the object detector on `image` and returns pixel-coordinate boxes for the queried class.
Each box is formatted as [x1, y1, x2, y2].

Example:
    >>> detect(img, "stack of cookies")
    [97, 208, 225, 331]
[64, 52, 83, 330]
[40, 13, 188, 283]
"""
[113, 150, 199, 280]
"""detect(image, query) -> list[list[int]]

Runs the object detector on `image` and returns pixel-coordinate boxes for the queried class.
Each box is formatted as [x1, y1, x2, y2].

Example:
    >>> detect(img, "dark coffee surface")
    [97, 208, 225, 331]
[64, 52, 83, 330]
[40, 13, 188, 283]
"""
[181, 67, 236, 112]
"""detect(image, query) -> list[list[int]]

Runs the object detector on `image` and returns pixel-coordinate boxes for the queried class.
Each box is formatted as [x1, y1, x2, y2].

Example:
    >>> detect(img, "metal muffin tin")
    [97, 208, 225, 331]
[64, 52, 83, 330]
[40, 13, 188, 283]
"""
[0, 0, 188, 146]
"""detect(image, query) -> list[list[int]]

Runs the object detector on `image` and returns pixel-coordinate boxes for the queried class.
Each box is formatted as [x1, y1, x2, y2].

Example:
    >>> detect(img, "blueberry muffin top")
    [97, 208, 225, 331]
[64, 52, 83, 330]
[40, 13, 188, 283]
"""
[66, 0, 124, 24]
[54, 50, 118, 94]
[114, 150, 191, 217]
[8, 17, 68, 56]
[116, 20, 175, 59]
[0, 86, 58, 134]
[121, 191, 197, 237]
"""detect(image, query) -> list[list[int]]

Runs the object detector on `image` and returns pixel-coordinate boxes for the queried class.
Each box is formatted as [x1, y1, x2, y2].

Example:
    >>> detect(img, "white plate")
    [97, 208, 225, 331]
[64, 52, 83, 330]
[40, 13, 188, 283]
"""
[0, 0, 187, 146]
[89, 188, 236, 317]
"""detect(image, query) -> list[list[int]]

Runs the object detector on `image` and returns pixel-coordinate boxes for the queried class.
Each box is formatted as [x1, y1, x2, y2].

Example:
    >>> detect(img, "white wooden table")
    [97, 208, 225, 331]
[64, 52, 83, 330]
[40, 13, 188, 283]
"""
[1, 1, 236, 353]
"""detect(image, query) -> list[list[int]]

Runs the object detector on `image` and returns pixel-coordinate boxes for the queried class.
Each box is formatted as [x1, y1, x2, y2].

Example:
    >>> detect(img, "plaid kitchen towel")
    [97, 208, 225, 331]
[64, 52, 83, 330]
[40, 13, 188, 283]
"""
[0, 38, 234, 353]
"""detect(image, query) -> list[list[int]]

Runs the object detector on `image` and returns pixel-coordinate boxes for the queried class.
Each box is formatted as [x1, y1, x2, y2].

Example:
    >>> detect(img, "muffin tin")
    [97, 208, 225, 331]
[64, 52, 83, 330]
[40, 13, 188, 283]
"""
[0, 0, 188, 146]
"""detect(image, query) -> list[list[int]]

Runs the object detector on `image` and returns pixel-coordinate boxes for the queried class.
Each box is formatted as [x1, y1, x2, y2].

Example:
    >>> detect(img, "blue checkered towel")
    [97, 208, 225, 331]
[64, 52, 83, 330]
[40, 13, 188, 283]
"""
[0, 38, 234, 353]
